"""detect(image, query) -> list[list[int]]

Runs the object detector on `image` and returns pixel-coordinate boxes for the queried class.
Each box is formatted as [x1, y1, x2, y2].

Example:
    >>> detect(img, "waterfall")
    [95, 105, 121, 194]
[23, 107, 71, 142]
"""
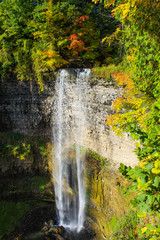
[52, 69, 90, 232]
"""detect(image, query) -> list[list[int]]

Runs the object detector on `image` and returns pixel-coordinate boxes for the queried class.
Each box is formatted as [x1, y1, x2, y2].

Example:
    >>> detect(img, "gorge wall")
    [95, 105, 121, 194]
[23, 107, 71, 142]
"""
[0, 69, 138, 168]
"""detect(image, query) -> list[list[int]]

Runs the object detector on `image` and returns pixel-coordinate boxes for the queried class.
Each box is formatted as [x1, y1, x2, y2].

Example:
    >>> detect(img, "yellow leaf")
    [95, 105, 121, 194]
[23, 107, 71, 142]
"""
[154, 152, 159, 157]
[137, 212, 146, 218]
[91, 0, 99, 3]
[20, 155, 25, 160]
[105, 0, 115, 7]
[152, 168, 160, 174]
[141, 227, 147, 233]
[136, 142, 141, 147]
[146, 154, 152, 160]
[155, 160, 160, 169]
[139, 161, 147, 169]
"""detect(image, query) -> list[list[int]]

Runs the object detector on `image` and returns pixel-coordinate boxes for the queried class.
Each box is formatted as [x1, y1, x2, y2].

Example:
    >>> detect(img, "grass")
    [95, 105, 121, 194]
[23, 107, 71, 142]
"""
[92, 64, 118, 81]
[0, 199, 53, 239]
[31, 176, 49, 191]
[0, 201, 30, 238]
[110, 215, 117, 230]
[110, 210, 138, 240]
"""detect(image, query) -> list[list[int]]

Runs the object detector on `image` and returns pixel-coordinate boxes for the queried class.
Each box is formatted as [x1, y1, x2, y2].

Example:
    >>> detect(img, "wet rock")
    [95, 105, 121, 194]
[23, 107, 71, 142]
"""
[48, 220, 54, 227]
[40, 220, 94, 240]
[48, 226, 58, 234]
[41, 226, 49, 232]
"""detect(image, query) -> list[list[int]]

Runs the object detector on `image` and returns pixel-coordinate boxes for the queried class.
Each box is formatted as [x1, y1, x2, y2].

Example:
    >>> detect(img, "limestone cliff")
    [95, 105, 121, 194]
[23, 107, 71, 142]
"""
[0, 69, 137, 169]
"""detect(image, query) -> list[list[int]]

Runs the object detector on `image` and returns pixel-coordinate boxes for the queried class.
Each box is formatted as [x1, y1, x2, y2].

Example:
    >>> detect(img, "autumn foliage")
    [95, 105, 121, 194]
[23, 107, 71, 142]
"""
[106, 72, 150, 135]
[69, 34, 87, 55]
[0, 0, 159, 238]
[99, 0, 160, 238]
[0, 0, 104, 89]
[69, 15, 89, 55]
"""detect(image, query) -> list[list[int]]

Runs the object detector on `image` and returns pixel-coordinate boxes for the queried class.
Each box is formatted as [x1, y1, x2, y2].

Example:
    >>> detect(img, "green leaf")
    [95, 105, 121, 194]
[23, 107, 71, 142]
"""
[145, 163, 153, 171]
[147, 54, 153, 60]
[147, 195, 155, 205]
[137, 194, 146, 201]
[153, 177, 160, 188]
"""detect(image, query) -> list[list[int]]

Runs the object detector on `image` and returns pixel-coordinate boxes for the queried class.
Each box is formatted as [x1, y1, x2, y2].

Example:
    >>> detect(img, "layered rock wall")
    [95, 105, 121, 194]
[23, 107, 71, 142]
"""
[0, 70, 138, 168]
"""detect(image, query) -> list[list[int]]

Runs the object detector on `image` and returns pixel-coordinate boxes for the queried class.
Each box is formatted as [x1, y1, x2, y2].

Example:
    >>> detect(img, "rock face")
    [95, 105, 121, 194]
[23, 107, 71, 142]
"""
[0, 74, 56, 136]
[85, 154, 132, 240]
[0, 69, 138, 167]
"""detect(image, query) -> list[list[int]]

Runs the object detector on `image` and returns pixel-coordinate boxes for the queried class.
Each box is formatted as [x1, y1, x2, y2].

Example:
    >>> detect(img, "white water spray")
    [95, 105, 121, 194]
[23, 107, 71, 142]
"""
[52, 69, 90, 232]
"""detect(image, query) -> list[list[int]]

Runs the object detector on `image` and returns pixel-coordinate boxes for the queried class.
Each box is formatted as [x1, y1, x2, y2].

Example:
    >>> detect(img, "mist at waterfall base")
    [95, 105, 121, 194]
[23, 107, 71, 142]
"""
[52, 69, 90, 234]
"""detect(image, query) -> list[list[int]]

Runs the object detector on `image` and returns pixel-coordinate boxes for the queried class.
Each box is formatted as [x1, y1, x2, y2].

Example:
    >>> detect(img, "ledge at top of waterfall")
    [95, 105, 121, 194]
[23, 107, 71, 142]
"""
[52, 69, 91, 232]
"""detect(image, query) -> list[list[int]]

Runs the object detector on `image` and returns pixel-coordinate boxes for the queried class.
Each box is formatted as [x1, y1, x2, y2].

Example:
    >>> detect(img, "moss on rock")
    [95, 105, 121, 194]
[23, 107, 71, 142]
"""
[85, 150, 135, 240]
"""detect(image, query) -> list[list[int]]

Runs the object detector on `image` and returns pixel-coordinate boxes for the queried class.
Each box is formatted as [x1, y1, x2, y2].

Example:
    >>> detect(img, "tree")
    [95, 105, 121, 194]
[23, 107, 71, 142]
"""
[0, 0, 119, 88]
[102, 0, 160, 238]
[29, 0, 102, 89]
[0, 0, 42, 81]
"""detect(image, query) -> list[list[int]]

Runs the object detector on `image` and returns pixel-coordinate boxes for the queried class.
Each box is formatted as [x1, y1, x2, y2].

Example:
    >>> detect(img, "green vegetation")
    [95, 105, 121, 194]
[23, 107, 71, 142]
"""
[0, 174, 50, 195]
[93, 64, 117, 81]
[110, 210, 138, 240]
[0, 0, 159, 239]
[0, 0, 119, 90]
[0, 132, 52, 164]
[0, 201, 29, 238]
[0, 132, 31, 160]
[0, 143, 31, 161]
[86, 151, 136, 239]
[88, 150, 107, 169]
[110, 215, 117, 230]
[31, 176, 49, 191]
[93, 0, 160, 239]
[38, 141, 52, 163]
[0, 199, 53, 239]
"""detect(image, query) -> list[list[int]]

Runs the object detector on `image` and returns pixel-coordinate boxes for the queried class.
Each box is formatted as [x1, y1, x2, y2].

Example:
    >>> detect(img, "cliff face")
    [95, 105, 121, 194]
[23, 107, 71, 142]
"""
[0, 74, 56, 136]
[85, 153, 132, 240]
[0, 70, 137, 239]
[0, 69, 138, 168]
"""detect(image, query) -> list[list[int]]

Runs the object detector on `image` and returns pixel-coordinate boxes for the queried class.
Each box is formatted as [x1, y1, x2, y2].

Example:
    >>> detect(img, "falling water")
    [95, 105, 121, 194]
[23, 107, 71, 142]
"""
[52, 69, 90, 232]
